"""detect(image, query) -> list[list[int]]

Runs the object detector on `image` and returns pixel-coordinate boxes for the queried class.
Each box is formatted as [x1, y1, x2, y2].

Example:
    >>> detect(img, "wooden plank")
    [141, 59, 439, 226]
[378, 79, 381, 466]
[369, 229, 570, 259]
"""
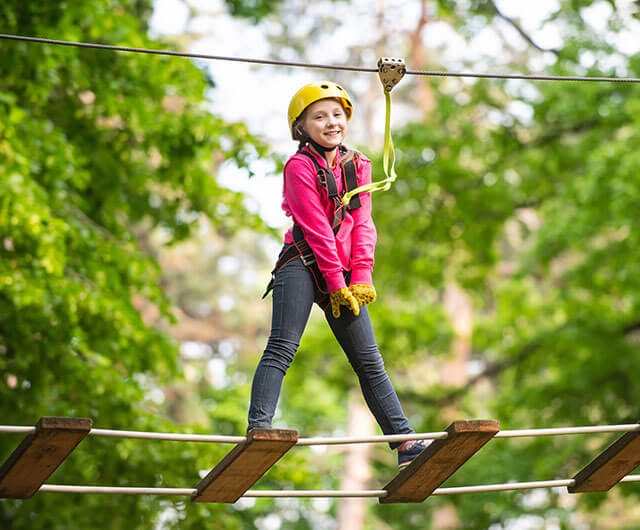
[380, 420, 500, 504]
[193, 428, 298, 503]
[569, 423, 640, 493]
[0, 416, 92, 499]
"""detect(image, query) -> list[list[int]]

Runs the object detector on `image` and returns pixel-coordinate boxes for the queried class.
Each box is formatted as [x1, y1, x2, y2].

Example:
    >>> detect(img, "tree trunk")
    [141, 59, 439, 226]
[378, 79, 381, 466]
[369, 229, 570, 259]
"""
[337, 390, 376, 530]
[441, 282, 473, 392]
[410, 0, 434, 115]
[434, 282, 472, 529]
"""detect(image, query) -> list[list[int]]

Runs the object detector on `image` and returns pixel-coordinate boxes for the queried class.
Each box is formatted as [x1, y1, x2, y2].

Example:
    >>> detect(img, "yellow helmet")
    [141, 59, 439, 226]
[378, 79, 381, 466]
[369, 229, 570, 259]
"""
[288, 81, 353, 140]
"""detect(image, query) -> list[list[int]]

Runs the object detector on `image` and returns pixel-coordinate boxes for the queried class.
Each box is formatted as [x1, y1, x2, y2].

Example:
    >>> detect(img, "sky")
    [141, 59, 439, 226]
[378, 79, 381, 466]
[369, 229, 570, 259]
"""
[148, 0, 640, 230]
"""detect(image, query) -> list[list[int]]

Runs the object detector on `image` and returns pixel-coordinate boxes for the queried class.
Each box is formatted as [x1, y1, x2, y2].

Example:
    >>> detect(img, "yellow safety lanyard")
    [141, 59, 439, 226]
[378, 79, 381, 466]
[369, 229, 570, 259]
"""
[342, 57, 405, 206]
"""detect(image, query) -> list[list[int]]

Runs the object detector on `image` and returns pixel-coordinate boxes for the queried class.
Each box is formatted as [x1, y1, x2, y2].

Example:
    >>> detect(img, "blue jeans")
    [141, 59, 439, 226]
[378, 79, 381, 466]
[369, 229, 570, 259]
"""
[248, 255, 414, 448]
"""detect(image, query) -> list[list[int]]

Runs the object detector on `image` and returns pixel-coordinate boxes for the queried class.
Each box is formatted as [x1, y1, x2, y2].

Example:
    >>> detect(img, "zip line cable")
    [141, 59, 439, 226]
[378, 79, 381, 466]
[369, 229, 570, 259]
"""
[3, 33, 640, 84]
[0, 33, 377, 73]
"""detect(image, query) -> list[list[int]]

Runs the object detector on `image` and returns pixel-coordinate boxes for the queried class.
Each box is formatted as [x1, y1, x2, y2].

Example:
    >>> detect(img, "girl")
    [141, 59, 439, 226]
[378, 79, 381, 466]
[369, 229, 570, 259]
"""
[247, 81, 426, 469]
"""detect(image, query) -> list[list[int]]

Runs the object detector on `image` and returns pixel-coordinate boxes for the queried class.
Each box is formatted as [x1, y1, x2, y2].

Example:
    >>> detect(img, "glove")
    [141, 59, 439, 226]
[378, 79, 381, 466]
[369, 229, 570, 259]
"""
[349, 284, 377, 306]
[329, 287, 360, 318]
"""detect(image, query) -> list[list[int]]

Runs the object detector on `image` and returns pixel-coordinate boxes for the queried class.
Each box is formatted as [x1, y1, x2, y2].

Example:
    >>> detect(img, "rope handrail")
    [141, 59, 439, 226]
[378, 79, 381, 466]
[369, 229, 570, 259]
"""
[37, 474, 640, 497]
[494, 424, 640, 438]
[1, 423, 638, 444]
[90, 428, 246, 444]
[296, 431, 448, 445]
[2, 33, 640, 84]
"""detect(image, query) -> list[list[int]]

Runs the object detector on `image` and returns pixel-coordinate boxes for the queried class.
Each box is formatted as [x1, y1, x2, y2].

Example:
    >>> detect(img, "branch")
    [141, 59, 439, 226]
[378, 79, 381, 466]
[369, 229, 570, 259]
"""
[623, 321, 640, 335]
[400, 318, 640, 408]
[399, 336, 543, 407]
[487, 0, 560, 54]
[530, 118, 603, 148]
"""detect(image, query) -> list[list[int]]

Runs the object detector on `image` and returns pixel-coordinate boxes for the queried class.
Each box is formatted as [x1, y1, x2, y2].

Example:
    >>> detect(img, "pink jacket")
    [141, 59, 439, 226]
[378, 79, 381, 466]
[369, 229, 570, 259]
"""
[282, 146, 377, 292]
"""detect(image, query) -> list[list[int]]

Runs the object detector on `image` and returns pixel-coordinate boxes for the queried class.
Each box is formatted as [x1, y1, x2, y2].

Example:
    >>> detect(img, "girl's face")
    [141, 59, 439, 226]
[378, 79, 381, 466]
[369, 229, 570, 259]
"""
[301, 98, 348, 149]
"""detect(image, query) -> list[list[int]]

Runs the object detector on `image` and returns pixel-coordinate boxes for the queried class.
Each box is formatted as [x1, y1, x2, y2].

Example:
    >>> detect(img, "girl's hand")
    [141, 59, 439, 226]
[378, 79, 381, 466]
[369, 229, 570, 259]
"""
[348, 284, 377, 306]
[329, 287, 360, 318]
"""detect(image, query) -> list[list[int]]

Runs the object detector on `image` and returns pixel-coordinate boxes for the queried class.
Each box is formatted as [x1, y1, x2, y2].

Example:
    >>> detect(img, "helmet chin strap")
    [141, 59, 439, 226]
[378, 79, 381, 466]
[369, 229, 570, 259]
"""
[307, 137, 336, 154]
[307, 137, 338, 166]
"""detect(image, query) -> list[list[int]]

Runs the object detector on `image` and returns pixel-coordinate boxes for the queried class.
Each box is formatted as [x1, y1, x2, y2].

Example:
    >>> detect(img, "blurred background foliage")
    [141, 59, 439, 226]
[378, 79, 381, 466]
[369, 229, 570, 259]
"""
[1, 0, 639, 528]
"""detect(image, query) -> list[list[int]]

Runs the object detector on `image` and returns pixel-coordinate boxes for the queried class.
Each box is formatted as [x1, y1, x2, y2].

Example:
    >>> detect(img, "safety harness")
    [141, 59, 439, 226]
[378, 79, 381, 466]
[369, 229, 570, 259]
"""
[262, 147, 361, 310]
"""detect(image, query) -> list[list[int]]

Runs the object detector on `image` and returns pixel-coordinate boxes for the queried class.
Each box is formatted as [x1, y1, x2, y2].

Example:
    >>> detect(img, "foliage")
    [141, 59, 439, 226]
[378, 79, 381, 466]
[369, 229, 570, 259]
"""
[223, 0, 285, 22]
[3, 0, 640, 528]
[366, 6, 640, 528]
[222, 0, 349, 23]
[226, 0, 640, 527]
[0, 1, 276, 528]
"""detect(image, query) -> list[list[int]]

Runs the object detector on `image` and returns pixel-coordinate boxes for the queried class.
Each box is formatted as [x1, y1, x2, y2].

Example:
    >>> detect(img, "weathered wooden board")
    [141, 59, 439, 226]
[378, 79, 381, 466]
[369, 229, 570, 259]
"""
[381, 420, 500, 504]
[0, 417, 92, 499]
[193, 428, 298, 503]
[569, 424, 640, 493]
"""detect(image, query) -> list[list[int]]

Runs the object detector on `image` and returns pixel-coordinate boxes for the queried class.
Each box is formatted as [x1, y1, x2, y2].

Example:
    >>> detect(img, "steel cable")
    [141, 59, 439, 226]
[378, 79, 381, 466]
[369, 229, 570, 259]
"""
[2, 33, 640, 83]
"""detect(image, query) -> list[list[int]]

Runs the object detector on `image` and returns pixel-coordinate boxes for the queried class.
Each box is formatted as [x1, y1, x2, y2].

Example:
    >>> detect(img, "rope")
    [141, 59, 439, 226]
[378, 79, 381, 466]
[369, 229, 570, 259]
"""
[494, 424, 640, 438]
[434, 474, 640, 495]
[89, 428, 245, 444]
[37, 475, 640, 497]
[2, 33, 640, 84]
[0, 426, 36, 434]
[1, 423, 638, 444]
[40, 485, 198, 496]
[297, 431, 447, 445]
[297, 424, 640, 444]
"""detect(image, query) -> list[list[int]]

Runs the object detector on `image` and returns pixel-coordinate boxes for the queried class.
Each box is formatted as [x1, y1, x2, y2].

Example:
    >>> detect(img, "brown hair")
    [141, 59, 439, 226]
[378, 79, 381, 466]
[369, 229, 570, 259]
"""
[339, 145, 361, 168]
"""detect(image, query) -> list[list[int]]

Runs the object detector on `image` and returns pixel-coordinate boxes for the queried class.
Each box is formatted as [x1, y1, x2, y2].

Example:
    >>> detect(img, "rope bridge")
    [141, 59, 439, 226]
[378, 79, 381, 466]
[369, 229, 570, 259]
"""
[1, 418, 638, 503]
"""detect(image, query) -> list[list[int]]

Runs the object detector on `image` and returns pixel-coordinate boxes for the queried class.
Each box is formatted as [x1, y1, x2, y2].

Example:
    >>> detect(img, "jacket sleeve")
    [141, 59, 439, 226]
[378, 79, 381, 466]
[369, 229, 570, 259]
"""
[283, 156, 347, 292]
[349, 157, 377, 286]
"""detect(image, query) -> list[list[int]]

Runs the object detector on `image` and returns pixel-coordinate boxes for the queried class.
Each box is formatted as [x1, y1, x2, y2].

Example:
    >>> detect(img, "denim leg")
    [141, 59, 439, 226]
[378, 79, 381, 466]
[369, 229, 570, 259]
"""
[248, 258, 315, 430]
[325, 305, 413, 448]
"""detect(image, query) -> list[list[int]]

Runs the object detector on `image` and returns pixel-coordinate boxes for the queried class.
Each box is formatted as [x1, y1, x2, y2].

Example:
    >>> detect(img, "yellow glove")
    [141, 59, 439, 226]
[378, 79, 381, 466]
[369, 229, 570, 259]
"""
[349, 284, 377, 306]
[329, 287, 360, 318]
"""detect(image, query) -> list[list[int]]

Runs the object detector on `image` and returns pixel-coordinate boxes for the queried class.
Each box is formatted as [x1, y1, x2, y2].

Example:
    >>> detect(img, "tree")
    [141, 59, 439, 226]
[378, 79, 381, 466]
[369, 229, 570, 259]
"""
[369, 2, 640, 527]
[0, 2, 277, 528]
[213, 0, 640, 527]
[4, 0, 640, 528]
